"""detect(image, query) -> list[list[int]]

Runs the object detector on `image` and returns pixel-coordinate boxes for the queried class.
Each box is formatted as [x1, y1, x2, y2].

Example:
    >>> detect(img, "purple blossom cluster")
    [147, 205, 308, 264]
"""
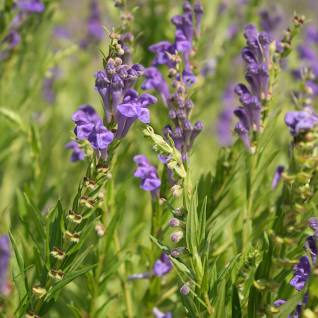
[143, 1, 204, 161]
[274, 218, 318, 316]
[284, 108, 318, 137]
[0, 0, 45, 60]
[133, 155, 161, 194]
[294, 26, 318, 95]
[217, 84, 235, 147]
[234, 24, 272, 149]
[80, 0, 104, 49]
[68, 47, 157, 161]
[0, 235, 10, 295]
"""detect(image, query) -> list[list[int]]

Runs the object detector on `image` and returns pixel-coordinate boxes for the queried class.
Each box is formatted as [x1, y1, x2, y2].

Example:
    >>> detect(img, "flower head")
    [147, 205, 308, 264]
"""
[65, 141, 85, 162]
[133, 154, 161, 193]
[153, 253, 173, 277]
[115, 90, 157, 138]
[290, 256, 311, 291]
[284, 109, 318, 137]
[72, 105, 114, 151]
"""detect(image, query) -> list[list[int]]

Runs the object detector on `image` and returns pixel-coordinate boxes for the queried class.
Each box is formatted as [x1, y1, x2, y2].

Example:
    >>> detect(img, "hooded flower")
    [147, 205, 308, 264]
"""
[65, 141, 85, 162]
[290, 256, 311, 291]
[0, 235, 10, 294]
[133, 154, 161, 193]
[153, 253, 173, 277]
[72, 105, 114, 151]
[234, 25, 272, 149]
[115, 90, 157, 138]
[284, 109, 318, 137]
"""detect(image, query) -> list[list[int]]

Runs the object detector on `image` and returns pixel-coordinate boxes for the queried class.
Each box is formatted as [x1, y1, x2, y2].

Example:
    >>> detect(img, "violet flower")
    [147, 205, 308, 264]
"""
[0, 235, 10, 295]
[272, 165, 284, 189]
[234, 25, 272, 149]
[142, 67, 170, 106]
[16, 0, 45, 13]
[133, 155, 161, 194]
[284, 109, 318, 137]
[217, 85, 235, 146]
[259, 8, 282, 34]
[115, 90, 157, 138]
[153, 253, 173, 277]
[290, 256, 311, 291]
[72, 105, 114, 152]
[65, 141, 85, 162]
[81, 0, 104, 48]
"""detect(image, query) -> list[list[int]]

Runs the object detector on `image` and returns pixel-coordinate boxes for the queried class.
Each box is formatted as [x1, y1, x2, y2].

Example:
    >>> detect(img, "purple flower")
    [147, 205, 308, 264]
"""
[0, 235, 10, 295]
[16, 0, 45, 13]
[80, 0, 104, 48]
[290, 256, 311, 291]
[284, 109, 318, 137]
[2, 30, 21, 49]
[259, 9, 282, 34]
[234, 25, 272, 149]
[309, 217, 318, 234]
[305, 236, 317, 263]
[72, 105, 114, 151]
[142, 67, 170, 106]
[153, 253, 173, 277]
[133, 154, 161, 193]
[66, 141, 85, 162]
[115, 90, 157, 138]
[194, 1, 203, 37]
[153, 307, 172, 318]
[217, 85, 235, 146]
[149, 41, 175, 68]
[272, 165, 284, 189]
[273, 299, 303, 318]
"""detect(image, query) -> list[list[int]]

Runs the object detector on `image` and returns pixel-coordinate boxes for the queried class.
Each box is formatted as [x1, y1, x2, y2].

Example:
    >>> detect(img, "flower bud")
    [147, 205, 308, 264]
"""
[64, 231, 80, 243]
[171, 247, 185, 258]
[95, 223, 105, 237]
[49, 269, 64, 281]
[169, 218, 181, 228]
[171, 184, 183, 197]
[180, 283, 190, 295]
[171, 231, 184, 243]
[50, 247, 65, 260]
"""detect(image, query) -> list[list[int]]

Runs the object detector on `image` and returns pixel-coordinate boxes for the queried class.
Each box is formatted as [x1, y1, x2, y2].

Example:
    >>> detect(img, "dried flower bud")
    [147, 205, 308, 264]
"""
[49, 269, 64, 281]
[173, 208, 185, 217]
[50, 247, 65, 260]
[67, 210, 83, 224]
[32, 286, 47, 298]
[95, 223, 105, 237]
[170, 231, 184, 243]
[64, 231, 80, 243]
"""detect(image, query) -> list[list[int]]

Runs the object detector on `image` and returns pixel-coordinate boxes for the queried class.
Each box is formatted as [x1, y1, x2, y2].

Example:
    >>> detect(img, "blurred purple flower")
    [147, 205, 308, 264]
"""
[284, 109, 318, 137]
[133, 154, 161, 193]
[153, 253, 172, 277]
[259, 8, 282, 34]
[0, 235, 10, 295]
[16, 0, 45, 13]
[142, 67, 170, 106]
[66, 141, 85, 162]
[217, 85, 235, 146]
[272, 165, 284, 189]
